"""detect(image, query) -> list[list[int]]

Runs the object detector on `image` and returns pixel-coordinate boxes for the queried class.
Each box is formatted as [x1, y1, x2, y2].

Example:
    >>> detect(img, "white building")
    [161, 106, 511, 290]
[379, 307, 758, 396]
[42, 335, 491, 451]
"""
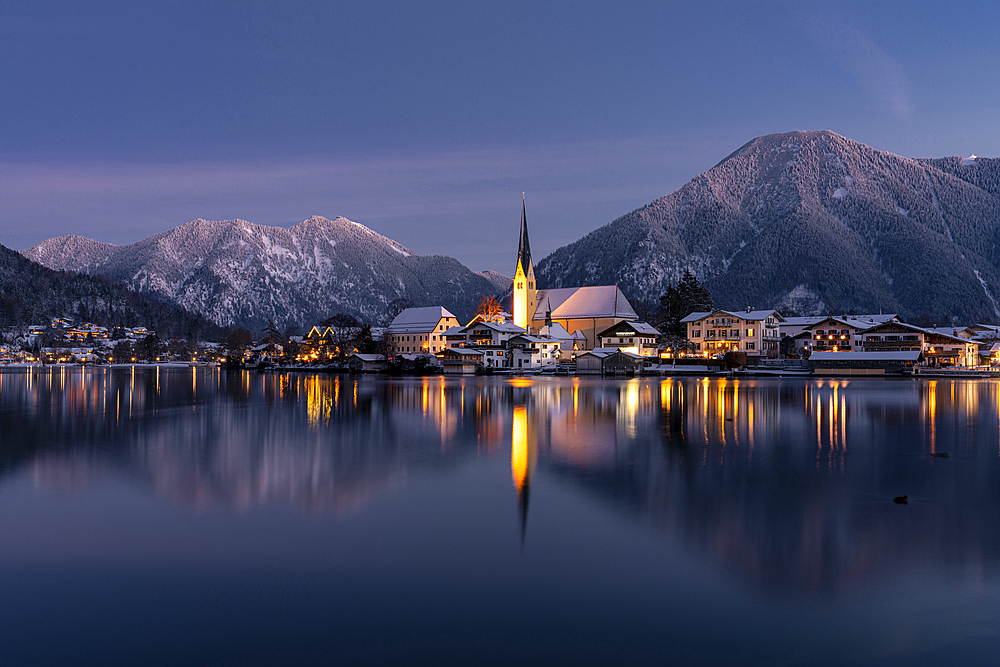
[385, 306, 460, 355]
[507, 334, 564, 369]
[595, 320, 660, 356]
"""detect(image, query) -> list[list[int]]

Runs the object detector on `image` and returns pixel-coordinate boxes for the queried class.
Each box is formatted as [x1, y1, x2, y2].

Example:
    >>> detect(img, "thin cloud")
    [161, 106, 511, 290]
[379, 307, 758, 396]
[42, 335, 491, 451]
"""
[0, 132, 736, 273]
[804, 15, 913, 118]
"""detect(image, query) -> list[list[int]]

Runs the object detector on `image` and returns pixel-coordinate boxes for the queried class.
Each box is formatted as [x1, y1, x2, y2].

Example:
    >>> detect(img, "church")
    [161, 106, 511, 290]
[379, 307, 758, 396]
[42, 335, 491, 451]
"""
[509, 198, 641, 351]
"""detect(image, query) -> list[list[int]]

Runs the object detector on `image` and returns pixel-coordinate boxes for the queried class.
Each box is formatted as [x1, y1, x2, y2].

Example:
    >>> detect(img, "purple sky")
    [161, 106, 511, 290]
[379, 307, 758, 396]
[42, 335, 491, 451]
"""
[2, 1, 998, 274]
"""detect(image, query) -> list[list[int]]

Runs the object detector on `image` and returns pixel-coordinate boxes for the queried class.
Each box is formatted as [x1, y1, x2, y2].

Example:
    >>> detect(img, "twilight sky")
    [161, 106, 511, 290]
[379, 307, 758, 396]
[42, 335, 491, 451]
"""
[1, 0, 998, 274]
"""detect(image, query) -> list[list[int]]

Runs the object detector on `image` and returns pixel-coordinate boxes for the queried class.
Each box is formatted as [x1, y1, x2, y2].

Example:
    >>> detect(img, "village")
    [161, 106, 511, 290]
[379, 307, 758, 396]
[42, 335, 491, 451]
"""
[5, 202, 1000, 378]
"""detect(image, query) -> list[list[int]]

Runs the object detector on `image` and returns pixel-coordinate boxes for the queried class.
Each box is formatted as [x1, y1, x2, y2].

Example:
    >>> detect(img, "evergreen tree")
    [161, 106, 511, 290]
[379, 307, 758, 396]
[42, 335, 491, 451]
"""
[658, 270, 714, 341]
[355, 324, 376, 354]
[224, 328, 254, 359]
[261, 320, 284, 346]
[137, 333, 167, 362]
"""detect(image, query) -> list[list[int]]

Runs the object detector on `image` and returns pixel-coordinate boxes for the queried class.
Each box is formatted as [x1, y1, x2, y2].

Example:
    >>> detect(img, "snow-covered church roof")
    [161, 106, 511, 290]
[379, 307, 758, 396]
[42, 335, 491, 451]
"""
[534, 286, 637, 321]
[538, 322, 574, 341]
[387, 306, 457, 333]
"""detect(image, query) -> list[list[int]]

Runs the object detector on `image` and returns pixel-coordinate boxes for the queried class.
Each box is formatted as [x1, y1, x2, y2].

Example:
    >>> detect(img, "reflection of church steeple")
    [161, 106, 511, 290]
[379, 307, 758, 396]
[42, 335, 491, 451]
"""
[511, 405, 536, 548]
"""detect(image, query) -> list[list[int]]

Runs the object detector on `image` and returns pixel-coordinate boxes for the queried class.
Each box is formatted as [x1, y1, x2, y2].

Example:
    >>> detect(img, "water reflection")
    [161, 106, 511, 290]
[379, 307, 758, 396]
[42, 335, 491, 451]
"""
[4, 368, 1000, 598]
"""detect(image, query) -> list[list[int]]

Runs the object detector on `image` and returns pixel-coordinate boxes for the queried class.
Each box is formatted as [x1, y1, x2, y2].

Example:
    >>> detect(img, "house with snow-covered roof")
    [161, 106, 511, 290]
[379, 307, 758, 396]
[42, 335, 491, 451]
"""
[682, 309, 784, 358]
[506, 333, 565, 369]
[507, 197, 639, 350]
[595, 320, 661, 356]
[861, 321, 979, 366]
[385, 306, 459, 355]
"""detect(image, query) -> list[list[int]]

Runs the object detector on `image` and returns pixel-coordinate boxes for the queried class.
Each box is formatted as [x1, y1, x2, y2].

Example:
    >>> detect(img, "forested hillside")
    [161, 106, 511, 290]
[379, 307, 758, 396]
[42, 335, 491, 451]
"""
[536, 131, 1000, 323]
[0, 243, 221, 338]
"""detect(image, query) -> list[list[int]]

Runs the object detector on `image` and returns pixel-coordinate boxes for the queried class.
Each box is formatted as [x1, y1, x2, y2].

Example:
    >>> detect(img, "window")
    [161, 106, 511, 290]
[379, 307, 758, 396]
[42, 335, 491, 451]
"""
[746, 342, 755, 350]
[731, 329, 739, 337]
[693, 330, 701, 337]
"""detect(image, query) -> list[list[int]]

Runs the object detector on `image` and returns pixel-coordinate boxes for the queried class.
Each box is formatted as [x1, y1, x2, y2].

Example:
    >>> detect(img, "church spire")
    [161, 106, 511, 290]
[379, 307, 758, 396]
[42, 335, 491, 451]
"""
[516, 194, 532, 275]
[513, 194, 536, 331]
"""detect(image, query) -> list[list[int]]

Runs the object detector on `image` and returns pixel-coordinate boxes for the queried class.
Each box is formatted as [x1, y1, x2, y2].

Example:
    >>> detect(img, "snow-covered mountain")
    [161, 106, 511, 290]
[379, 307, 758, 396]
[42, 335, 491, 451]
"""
[24, 216, 505, 331]
[536, 130, 1000, 323]
[475, 269, 513, 293]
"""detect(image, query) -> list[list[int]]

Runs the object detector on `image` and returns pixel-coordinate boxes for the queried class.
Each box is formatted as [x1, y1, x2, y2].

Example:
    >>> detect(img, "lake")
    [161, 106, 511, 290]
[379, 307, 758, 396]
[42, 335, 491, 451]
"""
[2, 367, 1000, 665]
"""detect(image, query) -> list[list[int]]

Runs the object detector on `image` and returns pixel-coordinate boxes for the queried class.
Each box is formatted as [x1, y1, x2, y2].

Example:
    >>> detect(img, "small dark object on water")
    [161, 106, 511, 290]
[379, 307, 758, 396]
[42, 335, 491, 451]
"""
[894, 495, 908, 504]
[725, 417, 734, 421]
[930, 452, 950, 458]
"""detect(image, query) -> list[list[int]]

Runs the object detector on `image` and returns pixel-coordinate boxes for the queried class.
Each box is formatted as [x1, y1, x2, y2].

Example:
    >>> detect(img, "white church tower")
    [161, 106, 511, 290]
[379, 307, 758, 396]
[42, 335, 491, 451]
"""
[513, 196, 536, 331]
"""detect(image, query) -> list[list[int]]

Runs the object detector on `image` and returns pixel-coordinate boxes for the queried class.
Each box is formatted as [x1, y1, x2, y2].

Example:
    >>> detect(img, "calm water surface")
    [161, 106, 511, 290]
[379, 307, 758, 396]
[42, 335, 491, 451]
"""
[2, 368, 1000, 665]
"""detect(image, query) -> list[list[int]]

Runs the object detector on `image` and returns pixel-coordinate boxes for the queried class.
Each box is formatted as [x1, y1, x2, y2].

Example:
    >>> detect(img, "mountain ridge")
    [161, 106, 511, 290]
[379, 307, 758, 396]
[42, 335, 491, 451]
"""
[24, 216, 507, 331]
[536, 130, 1000, 323]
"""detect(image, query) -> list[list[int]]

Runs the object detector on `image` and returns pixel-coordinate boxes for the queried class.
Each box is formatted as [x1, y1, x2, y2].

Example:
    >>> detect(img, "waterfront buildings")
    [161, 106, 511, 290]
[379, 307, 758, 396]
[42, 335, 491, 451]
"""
[681, 309, 784, 357]
[509, 199, 643, 350]
[385, 307, 460, 355]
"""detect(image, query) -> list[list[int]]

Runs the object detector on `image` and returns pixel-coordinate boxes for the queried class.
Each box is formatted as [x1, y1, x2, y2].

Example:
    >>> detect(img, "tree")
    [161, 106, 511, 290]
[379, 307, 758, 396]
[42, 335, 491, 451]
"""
[657, 270, 714, 344]
[355, 324, 377, 354]
[225, 328, 254, 358]
[112, 339, 134, 363]
[169, 338, 193, 361]
[321, 313, 363, 361]
[779, 335, 797, 358]
[261, 320, 284, 346]
[137, 333, 167, 362]
[474, 295, 503, 323]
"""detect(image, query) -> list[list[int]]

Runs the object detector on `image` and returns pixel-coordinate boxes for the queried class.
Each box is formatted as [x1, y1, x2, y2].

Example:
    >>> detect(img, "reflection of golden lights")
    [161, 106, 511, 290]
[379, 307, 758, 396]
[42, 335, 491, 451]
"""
[512, 406, 529, 491]
[928, 380, 937, 454]
[626, 381, 639, 416]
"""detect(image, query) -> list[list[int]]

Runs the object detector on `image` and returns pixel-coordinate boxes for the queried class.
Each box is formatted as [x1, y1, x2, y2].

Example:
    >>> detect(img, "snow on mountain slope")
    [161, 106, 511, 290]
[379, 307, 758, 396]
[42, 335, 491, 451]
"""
[24, 216, 503, 331]
[475, 269, 513, 292]
[536, 130, 1000, 323]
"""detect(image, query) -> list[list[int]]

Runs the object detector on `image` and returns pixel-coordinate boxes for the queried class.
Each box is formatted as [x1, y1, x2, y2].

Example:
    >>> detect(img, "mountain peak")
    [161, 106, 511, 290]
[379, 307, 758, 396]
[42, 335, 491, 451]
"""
[537, 130, 1000, 323]
[24, 215, 501, 330]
